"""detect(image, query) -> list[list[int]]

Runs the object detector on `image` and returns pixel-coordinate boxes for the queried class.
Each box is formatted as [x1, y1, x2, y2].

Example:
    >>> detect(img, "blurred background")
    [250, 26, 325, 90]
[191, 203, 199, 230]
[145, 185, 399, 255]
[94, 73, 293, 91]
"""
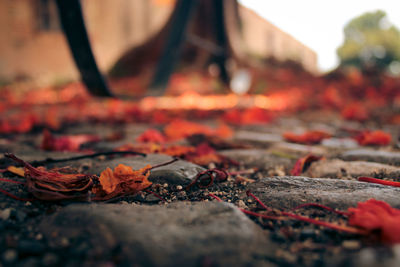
[0, 0, 399, 120]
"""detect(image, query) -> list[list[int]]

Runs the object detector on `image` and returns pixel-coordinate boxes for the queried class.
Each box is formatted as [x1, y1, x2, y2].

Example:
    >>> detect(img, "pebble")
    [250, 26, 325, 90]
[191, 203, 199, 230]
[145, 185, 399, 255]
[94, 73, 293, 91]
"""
[42, 253, 59, 266]
[2, 249, 17, 263]
[0, 208, 12, 220]
[342, 240, 361, 250]
[60, 237, 70, 247]
[237, 200, 248, 209]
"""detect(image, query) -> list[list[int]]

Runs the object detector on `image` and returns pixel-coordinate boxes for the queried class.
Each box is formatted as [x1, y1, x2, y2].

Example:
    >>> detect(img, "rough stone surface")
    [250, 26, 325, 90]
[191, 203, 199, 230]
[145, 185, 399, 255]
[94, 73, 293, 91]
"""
[327, 245, 400, 267]
[234, 131, 283, 147]
[39, 202, 275, 267]
[305, 159, 400, 179]
[340, 149, 400, 166]
[268, 142, 327, 156]
[248, 176, 400, 210]
[321, 138, 359, 149]
[219, 149, 293, 171]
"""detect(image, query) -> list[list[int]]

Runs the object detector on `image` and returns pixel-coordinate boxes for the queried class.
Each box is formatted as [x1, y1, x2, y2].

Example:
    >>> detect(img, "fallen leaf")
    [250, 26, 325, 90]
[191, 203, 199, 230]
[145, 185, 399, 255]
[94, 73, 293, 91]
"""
[94, 164, 152, 200]
[354, 130, 392, 146]
[222, 108, 272, 125]
[341, 103, 369, 121]
[164, 119, 214, 140]
[5, 153, 94, 201]
[41, 129, 100, 151]
[164, 120, 232, 140]
[136, 129, 166, 143]
[283, 130, 331, 145]
[291, 154, 322, 176]
[348, 199, 400, 244]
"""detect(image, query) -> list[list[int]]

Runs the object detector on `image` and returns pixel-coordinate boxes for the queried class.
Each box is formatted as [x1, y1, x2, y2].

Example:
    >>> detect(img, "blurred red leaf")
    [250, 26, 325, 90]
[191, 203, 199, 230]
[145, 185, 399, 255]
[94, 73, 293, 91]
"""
[348, 199, 400, 244]
[41, 129, 100, 151]
[341, 103, 369, 121]
[184, 143, 237, 167]
[291, 154, 322, 176]
[164, 120, 232, 140]
[354, 130, 392, 146]
[223, 108, 272, 125]
[283, 130, 331, 145]
[136, 129, 166, 143]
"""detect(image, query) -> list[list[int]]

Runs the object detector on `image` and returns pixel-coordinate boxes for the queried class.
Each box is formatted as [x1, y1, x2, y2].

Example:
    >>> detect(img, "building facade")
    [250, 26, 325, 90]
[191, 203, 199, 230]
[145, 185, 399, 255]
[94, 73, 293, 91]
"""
[0, 0, 318, 85]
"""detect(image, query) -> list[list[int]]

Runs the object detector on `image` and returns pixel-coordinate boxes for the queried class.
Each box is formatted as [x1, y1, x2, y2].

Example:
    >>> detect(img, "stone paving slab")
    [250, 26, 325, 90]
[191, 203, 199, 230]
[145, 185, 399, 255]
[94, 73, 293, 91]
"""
[306, 159, 400, 179]
[248, 176, 400, 210]
[234, 131, 283, 147]
[268, 142, 327, 156]
[220, 149, 294, 171]
[39, 202, 276, 267]
[340, 149, 400, 166]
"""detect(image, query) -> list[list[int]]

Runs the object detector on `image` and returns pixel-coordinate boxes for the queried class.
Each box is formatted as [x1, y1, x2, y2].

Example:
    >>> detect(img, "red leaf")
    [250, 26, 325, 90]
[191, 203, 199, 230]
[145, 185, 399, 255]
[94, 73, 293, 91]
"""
[348, 199, 400, 244]
[283, 130, 331, 145]
[136, 129, 166, 143]
[354, 130, 392, 146]
[5, 153, 94, 201]
[341, 103, 369, 121]
[290, 154, 322, 176]
[164, 120, 232, 140]
[41, 129, 100, 151]
[222, 108, 272, 125]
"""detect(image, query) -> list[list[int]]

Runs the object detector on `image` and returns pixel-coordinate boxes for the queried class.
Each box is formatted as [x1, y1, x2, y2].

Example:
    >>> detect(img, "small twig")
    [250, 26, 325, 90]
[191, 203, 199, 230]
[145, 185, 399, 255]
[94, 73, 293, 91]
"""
[246, 191, 273, 212]
[0, 178, 25, 185]
[0, 188, 33, 202]
[207, 193, 222, 202]
[291, 203, 349, 216]
[185, 169, 228, 190]
[240, 209, 287, 221]
[30, 151, 146, 166]
[358, 177, 400, 188]
[149, 158, 179, 170]
[144, 189, 166, 202]
[245, 191, 366, 235]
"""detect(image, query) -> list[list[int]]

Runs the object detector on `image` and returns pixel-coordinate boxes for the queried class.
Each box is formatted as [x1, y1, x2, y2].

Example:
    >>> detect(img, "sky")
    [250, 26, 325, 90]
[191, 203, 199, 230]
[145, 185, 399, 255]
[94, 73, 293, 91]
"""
[238, 0, 400, 72]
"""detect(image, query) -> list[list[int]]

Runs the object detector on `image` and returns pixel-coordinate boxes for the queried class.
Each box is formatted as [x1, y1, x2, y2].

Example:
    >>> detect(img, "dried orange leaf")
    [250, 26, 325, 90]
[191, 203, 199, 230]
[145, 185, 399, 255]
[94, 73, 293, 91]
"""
[136, 129, 166, 143]
[95, 164, 152, 199]
[7, 166, 25, 177]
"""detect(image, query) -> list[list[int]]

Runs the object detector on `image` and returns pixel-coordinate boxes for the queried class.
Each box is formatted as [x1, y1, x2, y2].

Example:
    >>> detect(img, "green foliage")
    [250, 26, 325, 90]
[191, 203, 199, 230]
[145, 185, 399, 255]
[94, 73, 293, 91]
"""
[337, 10, 400, 73]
